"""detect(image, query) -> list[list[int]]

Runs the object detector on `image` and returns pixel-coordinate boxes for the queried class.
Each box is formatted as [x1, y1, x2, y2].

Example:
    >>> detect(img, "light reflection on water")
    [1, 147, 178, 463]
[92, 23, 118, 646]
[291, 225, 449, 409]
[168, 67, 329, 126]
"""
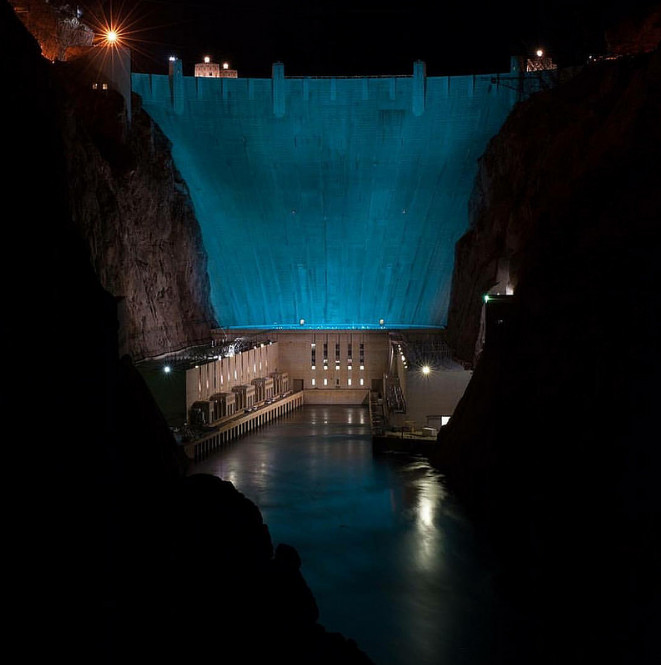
[192, 405, 516, 665]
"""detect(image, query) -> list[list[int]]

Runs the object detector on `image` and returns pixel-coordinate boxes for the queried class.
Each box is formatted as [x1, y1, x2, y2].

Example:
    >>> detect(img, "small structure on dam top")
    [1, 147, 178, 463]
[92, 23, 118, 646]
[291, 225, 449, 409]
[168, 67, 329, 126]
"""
[194, 56, 238, 78]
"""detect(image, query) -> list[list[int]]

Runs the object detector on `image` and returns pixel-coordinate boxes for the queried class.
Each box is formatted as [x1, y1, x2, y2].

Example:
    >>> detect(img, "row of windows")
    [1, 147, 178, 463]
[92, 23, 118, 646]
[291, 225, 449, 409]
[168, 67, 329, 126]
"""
[311, 342, 364, 362]
[311, 378, 364, 387]
[311, 364, 364, 370]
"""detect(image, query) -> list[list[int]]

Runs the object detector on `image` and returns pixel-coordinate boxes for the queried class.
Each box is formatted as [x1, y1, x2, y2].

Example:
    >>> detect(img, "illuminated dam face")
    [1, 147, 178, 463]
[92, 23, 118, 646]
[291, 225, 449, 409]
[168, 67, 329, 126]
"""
[132, 62, 518, 329]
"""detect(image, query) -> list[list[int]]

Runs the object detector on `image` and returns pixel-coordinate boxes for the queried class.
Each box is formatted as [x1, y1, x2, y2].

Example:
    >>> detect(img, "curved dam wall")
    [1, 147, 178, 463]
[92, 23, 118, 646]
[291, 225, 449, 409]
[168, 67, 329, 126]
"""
[132, 63, 519, 329]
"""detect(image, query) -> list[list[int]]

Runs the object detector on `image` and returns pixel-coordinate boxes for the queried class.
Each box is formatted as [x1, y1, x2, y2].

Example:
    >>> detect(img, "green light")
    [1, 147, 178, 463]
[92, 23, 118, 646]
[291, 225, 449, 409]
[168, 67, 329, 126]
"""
[483, 294, 490, 303]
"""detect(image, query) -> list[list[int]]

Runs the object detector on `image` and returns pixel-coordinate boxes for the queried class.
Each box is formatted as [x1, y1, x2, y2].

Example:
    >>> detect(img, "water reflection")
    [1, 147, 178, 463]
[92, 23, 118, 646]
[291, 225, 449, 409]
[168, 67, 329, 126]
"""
[192, 406, 512, 665]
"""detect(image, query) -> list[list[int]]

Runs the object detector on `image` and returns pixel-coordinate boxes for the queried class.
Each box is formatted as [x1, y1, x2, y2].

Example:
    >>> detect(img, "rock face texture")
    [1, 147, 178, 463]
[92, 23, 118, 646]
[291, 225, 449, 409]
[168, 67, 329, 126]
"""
[437, 36, 660, 665]
[10, 1, 217, 361]
[57, 68, 217, 360]
[446, 41, 661, 364]
[55, 63, 217, 360]
[8, 0, 94, 62]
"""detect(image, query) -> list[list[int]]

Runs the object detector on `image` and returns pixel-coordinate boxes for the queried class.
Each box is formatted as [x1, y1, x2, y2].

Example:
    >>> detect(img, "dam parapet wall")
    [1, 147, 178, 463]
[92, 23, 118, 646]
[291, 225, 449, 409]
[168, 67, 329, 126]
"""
[132, 60, 536, 117]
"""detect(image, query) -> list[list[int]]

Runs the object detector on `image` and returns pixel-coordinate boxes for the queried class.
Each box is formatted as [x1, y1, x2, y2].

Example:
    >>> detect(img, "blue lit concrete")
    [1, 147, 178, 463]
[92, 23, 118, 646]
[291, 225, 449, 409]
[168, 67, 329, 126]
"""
[132, 64, 519, 328]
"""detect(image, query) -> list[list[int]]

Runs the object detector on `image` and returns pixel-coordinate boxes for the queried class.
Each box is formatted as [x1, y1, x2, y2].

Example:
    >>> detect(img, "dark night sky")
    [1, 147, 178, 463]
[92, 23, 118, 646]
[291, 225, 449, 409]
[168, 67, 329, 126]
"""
[85, 0, 659, 77]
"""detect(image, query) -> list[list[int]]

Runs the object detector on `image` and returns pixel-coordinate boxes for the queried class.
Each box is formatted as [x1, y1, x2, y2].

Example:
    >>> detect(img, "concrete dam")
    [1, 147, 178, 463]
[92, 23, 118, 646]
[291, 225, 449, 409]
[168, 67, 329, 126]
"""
[131, 61, 531, 330]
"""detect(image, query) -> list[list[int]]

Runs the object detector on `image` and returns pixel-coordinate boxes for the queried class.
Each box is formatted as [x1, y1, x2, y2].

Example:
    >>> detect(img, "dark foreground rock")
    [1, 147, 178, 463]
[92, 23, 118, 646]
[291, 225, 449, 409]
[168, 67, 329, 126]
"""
[2, 3, 373, 663]
[436, 33, 661, 665]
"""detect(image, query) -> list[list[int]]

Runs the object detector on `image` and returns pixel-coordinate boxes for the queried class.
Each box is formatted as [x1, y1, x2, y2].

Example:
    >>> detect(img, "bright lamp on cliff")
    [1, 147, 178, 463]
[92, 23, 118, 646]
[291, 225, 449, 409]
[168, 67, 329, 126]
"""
[105, 29, 119, 44]
[536, 49, 544, 57]
[163, 365, 172, 374]
[421, 365, 431, 376]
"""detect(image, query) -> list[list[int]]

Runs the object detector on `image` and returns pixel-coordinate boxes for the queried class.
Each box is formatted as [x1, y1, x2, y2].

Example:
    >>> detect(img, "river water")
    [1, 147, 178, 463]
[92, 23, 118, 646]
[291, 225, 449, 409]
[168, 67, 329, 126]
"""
[191, 405, 530, 665]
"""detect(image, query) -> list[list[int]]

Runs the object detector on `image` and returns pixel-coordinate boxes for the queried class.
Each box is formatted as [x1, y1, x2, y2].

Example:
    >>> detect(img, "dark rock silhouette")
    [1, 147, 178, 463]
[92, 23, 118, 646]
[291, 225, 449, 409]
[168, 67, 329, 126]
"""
[437, 29, 661, 665]
[2, 3, 373, 663]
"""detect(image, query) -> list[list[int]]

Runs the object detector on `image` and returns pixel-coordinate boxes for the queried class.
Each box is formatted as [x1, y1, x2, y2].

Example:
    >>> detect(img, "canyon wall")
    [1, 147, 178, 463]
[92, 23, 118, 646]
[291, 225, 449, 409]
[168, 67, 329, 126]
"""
[438, 34, 660, 665]
[10, 0, 217, 361]
[54, 64, 218, 360]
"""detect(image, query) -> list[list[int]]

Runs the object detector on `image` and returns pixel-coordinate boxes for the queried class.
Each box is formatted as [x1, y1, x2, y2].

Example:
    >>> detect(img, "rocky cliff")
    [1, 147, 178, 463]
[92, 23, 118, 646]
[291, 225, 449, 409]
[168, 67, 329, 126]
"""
[10, 0, 217, 361]
[447, 38, 661, 364]
[56, 65, 218, 360]
[437, 26, 660, 665]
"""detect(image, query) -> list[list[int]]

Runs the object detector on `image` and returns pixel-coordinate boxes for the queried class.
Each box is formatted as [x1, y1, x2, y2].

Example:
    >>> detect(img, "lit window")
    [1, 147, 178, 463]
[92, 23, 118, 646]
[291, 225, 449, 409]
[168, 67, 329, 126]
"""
[335, 364, 340, 370]
[360, 365, 364, 370]
[442, 416, 451, 426]
[348, 365, 352, 371]
[311, 378, 316, 386]
[348, 378, 352, 386]
[102, 83, 108, 90]
[360, 378, 364, 386]
[323, 378, 328, 386]
[311, 365, 316, 370]
[324, 365, 327, 371]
